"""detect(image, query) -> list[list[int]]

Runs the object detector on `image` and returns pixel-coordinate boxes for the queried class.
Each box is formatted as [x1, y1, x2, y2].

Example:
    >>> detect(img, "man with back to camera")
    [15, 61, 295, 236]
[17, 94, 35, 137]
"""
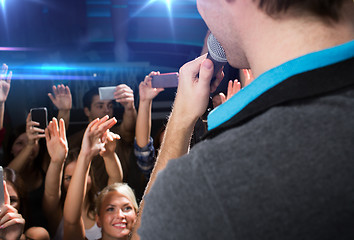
[131, 0, 354, 239]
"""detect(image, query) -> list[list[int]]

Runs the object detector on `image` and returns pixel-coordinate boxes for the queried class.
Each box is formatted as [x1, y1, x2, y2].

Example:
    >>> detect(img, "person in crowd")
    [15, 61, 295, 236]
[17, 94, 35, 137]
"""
[48, 84, 72, 130]
[67, 85, 138, 191]
[4, 113, 48, 229]
[0, 181, 25, 240]
[134, 72, 164, 180]
[24, 227, 50, 240]
[63, 116, 137, 240]
[95, 183, 138, 240]
[43, 117, 122, 240]
[0, 63, 11, 147]
[3, 167, 50, 240]
[3, 168, 27, 224]
[131, 0, 354, 239]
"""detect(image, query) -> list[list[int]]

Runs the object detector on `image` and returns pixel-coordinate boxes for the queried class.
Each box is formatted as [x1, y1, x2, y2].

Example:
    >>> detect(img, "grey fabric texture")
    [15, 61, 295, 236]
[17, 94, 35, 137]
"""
[139, 86, 354, 240]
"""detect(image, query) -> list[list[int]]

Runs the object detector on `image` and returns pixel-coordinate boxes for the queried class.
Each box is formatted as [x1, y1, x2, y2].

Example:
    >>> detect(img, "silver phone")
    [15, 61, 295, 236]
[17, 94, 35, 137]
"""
[99, 86, 116, 100]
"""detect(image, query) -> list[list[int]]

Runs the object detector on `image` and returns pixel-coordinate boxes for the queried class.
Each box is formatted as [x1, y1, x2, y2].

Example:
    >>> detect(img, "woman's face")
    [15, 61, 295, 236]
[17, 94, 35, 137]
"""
[7, 183, 20, 210]
[63, 161, 92, 192]
[11, 133, 39, 159]
[97, 191, 137, 239]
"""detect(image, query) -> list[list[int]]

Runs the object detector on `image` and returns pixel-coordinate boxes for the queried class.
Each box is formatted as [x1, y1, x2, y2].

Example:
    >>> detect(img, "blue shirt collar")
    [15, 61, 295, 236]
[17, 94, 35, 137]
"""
[208, 40, 354, 131]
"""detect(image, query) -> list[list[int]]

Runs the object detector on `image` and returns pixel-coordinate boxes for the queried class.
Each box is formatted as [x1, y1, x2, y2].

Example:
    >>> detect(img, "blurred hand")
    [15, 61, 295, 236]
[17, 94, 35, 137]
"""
[99, 131, 120, 158]
[139, 72, 164, 102]
[0, 64, 12, 103]
[81, 116, 117, 159]
[242, 69, 254, 86]
[114, 84, 135, 109]
[0, 181, 25, 240]
[48, 84, 72, 110]
[173, 54, 224, 124]
[26, 113, 45, 145]
[219, 79, 241, 104]
[45, 117, 68, 163]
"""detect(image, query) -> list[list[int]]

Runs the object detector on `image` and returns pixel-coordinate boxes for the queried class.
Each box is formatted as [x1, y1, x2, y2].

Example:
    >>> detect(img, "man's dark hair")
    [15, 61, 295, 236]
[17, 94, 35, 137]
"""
[257, 0, 346, 21]
[83, 87, 100, 110]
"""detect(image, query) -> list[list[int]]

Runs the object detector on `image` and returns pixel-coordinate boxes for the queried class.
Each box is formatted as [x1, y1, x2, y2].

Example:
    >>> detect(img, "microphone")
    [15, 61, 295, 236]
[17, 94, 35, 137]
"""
[206, 33, 228, 83]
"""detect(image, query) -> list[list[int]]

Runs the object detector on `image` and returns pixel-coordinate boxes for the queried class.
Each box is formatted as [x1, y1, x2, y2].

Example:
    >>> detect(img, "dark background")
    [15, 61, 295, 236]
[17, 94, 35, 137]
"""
[0, 0, 236, 138]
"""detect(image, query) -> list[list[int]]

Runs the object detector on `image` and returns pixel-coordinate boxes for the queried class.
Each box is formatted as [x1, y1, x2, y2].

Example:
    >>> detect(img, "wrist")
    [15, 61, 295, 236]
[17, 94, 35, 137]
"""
[124, 102, 136, 111]
[27, 140, 38, 147]
[78, 150, 95, 163]
[58, 108, 71, 113]
[51, 156, 66, 164]
[139, 99, 152, 108]
[102, 151, 115, 159]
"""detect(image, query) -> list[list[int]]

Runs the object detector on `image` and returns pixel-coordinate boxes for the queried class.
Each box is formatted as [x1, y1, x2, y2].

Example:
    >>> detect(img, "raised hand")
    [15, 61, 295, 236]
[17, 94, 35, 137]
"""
[26, 113, 45, 145]
[48, 84, 72, 111]
[45, 117, 68, 163]
[0, 63, 12, 103]
[139, 72, 164, 102]
[80, 116, 117, 159]
[0, 181, 25, 240]
[219, 79, 241, 104]
[114, 84, 135, 109]
[100, 131, 120, 158]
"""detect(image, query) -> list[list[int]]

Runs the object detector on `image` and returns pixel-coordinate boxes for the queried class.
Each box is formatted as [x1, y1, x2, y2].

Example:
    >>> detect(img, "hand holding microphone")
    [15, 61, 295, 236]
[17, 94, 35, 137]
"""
[150, 33, 228, 89]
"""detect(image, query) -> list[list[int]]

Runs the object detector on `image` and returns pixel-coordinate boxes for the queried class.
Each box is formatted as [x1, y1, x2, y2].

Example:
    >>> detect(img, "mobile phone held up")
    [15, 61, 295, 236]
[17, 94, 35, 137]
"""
[151, 72, 179, 88]
[30, 107, 48, 130]
[0, 167, 4, 207]
[99, 86, 116, 100]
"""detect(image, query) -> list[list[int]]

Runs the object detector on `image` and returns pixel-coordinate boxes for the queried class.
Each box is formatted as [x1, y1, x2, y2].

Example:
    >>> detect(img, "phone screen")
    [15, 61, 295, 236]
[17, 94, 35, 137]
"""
[151, 73, 179, 88]
[0, 167, 4, 206]
[99, 86, 116, 100]
[30, 107, 48, 130]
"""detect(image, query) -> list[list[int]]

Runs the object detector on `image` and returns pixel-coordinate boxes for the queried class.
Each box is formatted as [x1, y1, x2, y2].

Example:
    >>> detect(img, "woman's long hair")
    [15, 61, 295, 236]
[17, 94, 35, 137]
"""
[60, 148, 98, 220]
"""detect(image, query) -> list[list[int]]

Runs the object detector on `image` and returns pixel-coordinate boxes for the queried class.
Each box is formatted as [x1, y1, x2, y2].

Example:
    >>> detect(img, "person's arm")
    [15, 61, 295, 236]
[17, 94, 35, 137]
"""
[135, 72, 164, 148]
[130, 55, 224, 240]
[100, 131, 123, 185]
[114, 84, 137, 142]
[48, 84, 72, 130]
[43, 118, 68, 235]
[134, 137, 156, 180]
[0, 181, 25, 240]
[8, 113, 45, 173]
[0, 63, 11, 130]
[63, 116, 117, 240]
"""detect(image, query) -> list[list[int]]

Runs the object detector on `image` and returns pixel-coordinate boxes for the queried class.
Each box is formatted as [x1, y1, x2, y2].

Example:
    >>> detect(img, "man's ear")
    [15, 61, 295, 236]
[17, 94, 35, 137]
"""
[84, 107, 90, 118]
[96, 214, 102, 228]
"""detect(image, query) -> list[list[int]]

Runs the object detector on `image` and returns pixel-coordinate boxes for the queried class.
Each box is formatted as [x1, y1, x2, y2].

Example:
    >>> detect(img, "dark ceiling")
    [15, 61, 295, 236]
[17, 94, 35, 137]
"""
[0, 0, 213, 127]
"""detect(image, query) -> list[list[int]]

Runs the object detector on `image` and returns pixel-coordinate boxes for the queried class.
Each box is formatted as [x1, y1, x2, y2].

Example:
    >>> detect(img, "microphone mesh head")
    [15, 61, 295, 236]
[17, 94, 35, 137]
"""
[207, 33, 227, 63]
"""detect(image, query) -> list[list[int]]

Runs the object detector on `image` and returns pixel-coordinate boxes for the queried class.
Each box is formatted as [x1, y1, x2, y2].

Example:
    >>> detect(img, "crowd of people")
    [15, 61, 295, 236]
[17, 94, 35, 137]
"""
[0, 0, 353, 239]
[0, 60, 241, 240]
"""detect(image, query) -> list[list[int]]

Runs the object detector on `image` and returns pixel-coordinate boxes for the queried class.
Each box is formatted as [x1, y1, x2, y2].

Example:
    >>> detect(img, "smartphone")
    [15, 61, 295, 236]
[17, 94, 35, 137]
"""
[30, 107, 48, 130]
[151, 72, 179, 88]
[99, 86, 116, 100]
[0, 167, 4, 206]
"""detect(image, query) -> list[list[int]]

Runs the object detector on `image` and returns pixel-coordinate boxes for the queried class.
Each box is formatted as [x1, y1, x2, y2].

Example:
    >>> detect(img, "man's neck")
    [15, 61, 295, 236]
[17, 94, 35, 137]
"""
[245, 5, 354, 78]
